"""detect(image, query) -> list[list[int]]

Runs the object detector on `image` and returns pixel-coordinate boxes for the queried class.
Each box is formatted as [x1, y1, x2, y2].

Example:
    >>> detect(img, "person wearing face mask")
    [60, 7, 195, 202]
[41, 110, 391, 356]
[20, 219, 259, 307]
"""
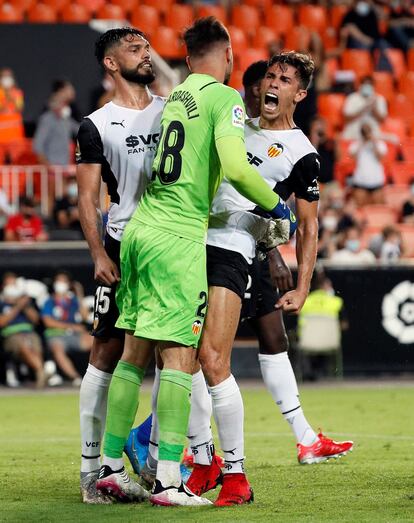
[53, 175, 82, 233]
[340, 0, 381, 50]
[330, 225, 376, 265]
[41, 272, 91, 387]
[0, 68, 23, 115]
[386, 0, 414, 53]
[4, 197, 48, 242]
[0, 272, 45, 388]
[342, 76, 387, 140]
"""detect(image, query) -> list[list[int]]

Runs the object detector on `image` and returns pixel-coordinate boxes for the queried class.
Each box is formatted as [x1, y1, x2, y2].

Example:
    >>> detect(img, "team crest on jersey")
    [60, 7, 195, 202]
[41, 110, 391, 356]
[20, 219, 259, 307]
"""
[192, 320, 202, 336]
[267, 143, 284, 158]
[232, 105, 245, 129]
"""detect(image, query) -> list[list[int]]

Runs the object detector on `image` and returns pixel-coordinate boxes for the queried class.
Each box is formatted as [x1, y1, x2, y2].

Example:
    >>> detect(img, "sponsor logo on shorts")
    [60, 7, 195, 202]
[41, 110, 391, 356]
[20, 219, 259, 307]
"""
[232, 105, 245, 128]
[192, 320, 202, 336]
[267, 142, 284, 158]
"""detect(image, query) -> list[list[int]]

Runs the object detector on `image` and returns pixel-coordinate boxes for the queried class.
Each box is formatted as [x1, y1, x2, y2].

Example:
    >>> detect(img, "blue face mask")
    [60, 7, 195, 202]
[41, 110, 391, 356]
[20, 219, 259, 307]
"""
[67, 183, 78, 198]
[346, 239, 360, 253]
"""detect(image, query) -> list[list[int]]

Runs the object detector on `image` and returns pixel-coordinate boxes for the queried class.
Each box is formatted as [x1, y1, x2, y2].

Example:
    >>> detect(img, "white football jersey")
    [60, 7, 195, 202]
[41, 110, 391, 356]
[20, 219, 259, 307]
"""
[207, 117, 320, 262]
[76, 98, 164, 241]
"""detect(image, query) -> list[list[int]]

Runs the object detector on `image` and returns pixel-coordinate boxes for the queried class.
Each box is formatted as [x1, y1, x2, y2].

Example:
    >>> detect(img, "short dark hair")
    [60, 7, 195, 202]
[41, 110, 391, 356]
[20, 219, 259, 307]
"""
[183, 17, 229, 59]
[242, 60, 268, 88]
[95, 27, 147, 65]
[268, 51, 315, 90]
[20, 197, 35, 208]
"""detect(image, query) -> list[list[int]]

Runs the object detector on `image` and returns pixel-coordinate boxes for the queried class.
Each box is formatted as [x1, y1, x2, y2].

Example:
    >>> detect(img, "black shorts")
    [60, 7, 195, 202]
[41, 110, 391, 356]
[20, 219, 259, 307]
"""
[207, 245, 249, 299]
[91, 234, 124, 340]
[241, 256, 279, 321]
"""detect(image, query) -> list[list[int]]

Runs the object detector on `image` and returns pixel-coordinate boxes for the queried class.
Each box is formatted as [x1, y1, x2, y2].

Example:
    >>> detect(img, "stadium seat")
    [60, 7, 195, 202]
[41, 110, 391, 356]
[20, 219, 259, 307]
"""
[76, 0, 105, 14]
[10, 0, 34, 12]
[243, 0, 272, 11]
[384, 184, 410, 212]
[382, 117, 407, 142]
[341, 49, 373, 79]
[42, 0, 70, 11]
[385, 48, 406, 80]
[227, 26, 248, 57]
[110, 0, 138, 14]
[151, 26, 184, 60]
[330, 4, 348, 30]
[264, 5, 294, 36]
[141, 0, 174, 17]
[390, 161, 414, 185]
[317, 93, 346, 130]
[284, 26, 311, 52]
[322, 28, 339, 52]
[0, 3, 23, 22]
[252, 26, 277, 50]
[130, 6, 159, 38]
[165, 4, 194, 34]
[228, 69, 243, 92]
[298, 5, 327, 33]
[396, 223, 414, 257]
[401, 138, 414, 162]
[95, 4, 125, 20]
[60, 3, 89, 23]
[231, 5, 260, 38]
[389, 95, 414, 128]
[398, 72, 414, 101]
[238, 48, 268, 75]
[359, 204, 398, 228]
[408, 48, 414, 71]
[372, 71, 394, 103]
[27, 3, 58, 22]
[197, 5, 227, 25]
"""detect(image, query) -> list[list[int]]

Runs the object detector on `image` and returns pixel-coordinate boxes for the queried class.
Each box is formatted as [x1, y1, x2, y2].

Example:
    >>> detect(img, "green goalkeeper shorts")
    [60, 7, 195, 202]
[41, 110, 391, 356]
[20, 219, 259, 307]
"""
[116, 220, 208, 347]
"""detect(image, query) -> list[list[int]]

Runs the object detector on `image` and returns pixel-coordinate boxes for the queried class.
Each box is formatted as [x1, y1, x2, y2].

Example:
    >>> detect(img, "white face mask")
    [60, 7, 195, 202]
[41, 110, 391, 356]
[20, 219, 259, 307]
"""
[1, 75, 14, 89]
[54, 281, 69, 294]
[3, 284, 23, 299]
[61, 106, 71, 119]
[67, 183, 78, 198]
[360, 83, 374, 97]
[322, 216, 338, 232]
[356, 1, 370, 16]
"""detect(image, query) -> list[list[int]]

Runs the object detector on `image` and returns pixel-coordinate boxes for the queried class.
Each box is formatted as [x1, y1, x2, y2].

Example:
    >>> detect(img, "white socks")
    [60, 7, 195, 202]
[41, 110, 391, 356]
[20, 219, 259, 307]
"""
[80, 364, 112, 473]
[146, 367, 161, 473]
[209, 374, 245, 474]
[157, 460, 181, 488]
[259, 352, 317, 447]
[188, 369, 213, 465]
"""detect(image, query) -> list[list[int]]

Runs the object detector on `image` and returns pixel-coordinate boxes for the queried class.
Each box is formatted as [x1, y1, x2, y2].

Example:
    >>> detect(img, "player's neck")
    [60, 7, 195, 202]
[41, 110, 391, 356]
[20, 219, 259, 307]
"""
[259, 112, 296, 131]
[112, 83, 152, 110]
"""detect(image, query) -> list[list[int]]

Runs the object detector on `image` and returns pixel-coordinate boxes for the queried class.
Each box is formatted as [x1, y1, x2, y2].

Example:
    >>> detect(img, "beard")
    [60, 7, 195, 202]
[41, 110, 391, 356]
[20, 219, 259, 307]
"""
[120, 65, 155, 85]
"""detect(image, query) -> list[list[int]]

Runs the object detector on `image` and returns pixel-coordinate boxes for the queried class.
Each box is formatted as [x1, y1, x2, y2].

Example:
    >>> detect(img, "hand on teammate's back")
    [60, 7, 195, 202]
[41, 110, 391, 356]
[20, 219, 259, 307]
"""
[94, 254, 120, 286]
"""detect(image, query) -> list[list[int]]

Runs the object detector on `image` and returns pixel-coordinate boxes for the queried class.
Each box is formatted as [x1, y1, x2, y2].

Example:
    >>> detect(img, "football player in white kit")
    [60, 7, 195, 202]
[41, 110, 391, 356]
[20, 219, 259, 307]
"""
[76, 28, 164, 504]
[185, 52, 353, 500]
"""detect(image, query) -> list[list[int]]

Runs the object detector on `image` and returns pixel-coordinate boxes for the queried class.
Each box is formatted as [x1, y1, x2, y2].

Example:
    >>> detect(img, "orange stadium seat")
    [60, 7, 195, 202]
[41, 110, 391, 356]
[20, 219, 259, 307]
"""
[197, 5, 227, 25]
[10, 0, 34, 12]
[399, 72, 414, 101]
[330, 4, 348, 30]
[227, 26, 248, 57]
[384, 184, 410, 212]
[397, 223, 414, 257]
[318, 93, 346, 130]
[252, 26, 277, 50]
[130, 6, 160, 38]
[284, 26, 311, 52]
[408, 48, 414, 71]
[60, 3, 90, 22]
[165, 4, 194, 34]
[322, 28, 339, 51]
[390, 161, 414, 185]
[0, 3, 23, 22]
[298, 5, 327, 33]
[95, 4, 125, 20]
[389, 95, 414, 128]
[42, 0, 70, 11]
[76, 0, 105, 14]
[382, 117, 407, 142]
[264, 5, 294, 36]
[228, 70, 243, 91]
[401, 138, 414, 162]
[341, 50, 373, 79]
[142, 0, 174, 17]
[385, 48, 406, 80]
[231, 5, 261, 38]
[27, 3, 58, 22]
[243, 0, 272, 10]
[360, 204, 398, 228]
[372, 71, 394, 102]
[238, 48, 268, 75]
[110, 0, 139, 14]
[151, 26, 184, 60]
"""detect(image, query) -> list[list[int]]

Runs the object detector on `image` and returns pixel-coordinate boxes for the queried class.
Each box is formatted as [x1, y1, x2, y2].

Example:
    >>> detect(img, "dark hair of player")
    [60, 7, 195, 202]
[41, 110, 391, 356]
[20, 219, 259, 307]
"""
[268, 51, 315, 90]
[242, 60, 268, 89]
[183, 17, 230, 59]
[95, 27, 147, 65]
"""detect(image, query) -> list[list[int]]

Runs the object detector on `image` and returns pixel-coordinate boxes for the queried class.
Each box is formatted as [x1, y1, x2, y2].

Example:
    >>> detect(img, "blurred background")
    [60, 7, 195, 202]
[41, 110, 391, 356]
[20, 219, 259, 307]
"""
[0, 0, 413, 388]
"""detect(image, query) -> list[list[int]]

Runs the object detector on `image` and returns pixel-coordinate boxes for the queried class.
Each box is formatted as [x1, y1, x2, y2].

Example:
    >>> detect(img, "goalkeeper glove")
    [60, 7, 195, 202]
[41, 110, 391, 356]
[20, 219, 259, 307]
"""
[269, 197, 297, 237]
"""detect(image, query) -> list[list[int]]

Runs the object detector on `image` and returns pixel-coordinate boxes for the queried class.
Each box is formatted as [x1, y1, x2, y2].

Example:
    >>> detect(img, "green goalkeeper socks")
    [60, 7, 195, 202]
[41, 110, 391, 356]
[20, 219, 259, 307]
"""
[158, 369, 192, 462]
[103, 360, 145, 459]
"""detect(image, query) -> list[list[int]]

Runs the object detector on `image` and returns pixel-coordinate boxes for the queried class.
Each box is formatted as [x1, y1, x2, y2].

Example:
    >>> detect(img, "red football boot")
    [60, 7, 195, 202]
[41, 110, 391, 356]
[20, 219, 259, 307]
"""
[186, 454, 223, 496]
[214, 473, 254, 507]
[297, 432, 354, 464]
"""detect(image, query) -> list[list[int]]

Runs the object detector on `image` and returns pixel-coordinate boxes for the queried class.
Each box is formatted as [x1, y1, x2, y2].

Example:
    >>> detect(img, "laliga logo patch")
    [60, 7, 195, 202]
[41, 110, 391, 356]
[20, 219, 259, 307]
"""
[232, 105, 244, 129]
[192, 320, 202, 336]
[268, 143, 284, 158]
[382, 281, 414, 344]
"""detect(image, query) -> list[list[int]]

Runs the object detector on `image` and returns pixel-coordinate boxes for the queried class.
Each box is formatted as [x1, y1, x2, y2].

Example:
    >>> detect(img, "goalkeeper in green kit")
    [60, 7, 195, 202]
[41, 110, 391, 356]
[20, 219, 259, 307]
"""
[96, 17, 297, 507]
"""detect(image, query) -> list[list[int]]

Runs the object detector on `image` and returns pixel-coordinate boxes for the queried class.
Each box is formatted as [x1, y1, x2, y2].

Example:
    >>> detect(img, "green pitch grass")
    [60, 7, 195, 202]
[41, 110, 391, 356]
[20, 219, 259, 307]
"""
[1, 382, 414, 523]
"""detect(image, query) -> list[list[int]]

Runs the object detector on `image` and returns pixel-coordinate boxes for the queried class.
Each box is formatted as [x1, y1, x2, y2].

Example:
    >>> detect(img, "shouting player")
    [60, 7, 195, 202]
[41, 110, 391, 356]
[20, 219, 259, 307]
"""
[96, 17, 296, 507]
[185, 53, 353, 499]
[76, 27, 164, 504]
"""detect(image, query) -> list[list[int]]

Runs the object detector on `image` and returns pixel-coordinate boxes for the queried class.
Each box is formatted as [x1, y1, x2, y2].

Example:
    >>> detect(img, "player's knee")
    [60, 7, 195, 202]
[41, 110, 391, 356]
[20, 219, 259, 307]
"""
[89, 337, 123, 373]
[259, 331, 289, 355]
[199, 345, 230, 384]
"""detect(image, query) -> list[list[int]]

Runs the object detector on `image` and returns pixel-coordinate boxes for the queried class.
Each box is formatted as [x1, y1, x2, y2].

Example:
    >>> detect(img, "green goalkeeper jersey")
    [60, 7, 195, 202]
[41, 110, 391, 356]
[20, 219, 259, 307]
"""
[133, 73, 246, 243]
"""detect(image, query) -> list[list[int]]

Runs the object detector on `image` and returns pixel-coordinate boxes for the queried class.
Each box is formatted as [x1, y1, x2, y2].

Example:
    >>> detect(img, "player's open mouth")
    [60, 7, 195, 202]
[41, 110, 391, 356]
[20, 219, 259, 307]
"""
[140, 61, 152, 69]
[264, 92, 279, 111]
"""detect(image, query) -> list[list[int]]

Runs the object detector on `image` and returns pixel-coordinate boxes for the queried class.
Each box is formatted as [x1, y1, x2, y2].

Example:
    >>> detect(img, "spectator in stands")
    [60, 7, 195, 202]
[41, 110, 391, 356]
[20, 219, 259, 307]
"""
[402, 180, 414, 223]
[340, 0, 381, 50]
[330, 225, 376, 264]
[380, 226, 402, 262]
[386, 0, 414, 52]
[317, 207, 341, 259]
[0, 272, 45, 388]
[90, 73, 115, 111]
[0, 188, 12, 241]
[50, 79, 81, 122]
[242, 60, 267, 118]
[4, 197, 48, 242]
[342, 75, 387, 139]
[349, 122, 387, 206]
[309, 117, 336, 185]
[41, 271, 91, 387]
[0, 68, 23, 115]
[53, 175, 82, 233]
[33, 89, 79, 166]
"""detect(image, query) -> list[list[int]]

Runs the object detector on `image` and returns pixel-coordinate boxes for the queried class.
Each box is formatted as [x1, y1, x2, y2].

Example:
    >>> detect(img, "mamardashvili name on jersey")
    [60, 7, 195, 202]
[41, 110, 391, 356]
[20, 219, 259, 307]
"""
[207, 117, 320, 263]
[76, 98, 164, 241]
